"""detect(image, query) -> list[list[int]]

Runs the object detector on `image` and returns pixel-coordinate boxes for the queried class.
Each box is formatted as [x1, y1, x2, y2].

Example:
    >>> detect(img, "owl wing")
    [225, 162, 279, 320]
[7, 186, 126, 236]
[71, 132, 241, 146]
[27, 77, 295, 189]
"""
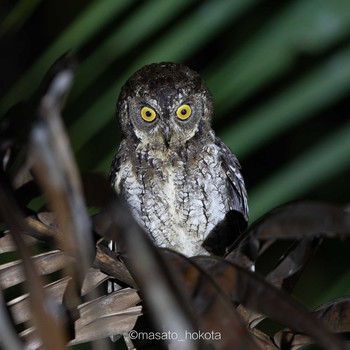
[203, 137, 248, 255]
[216, 137, 248, 221]
[109, 149, 121, 190]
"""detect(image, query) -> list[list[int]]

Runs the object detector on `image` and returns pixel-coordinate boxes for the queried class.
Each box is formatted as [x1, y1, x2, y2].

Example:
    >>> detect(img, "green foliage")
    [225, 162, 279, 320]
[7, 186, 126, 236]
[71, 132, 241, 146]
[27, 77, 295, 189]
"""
[2, 0, 350, 223]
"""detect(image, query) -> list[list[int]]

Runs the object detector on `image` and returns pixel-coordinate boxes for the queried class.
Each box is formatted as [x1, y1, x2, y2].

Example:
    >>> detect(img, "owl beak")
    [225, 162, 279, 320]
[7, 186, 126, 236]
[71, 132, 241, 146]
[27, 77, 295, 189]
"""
[163, 126, 171, 147]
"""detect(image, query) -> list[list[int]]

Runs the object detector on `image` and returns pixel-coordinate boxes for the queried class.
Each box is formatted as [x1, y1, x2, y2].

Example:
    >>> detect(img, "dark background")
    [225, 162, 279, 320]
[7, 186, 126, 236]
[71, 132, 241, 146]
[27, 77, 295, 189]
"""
[1, 0, 350, 346]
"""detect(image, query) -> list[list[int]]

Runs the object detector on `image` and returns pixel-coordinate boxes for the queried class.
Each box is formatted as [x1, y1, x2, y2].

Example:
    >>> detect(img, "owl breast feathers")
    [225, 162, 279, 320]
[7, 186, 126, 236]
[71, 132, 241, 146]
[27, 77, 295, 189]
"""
[109, 62, 248, 256]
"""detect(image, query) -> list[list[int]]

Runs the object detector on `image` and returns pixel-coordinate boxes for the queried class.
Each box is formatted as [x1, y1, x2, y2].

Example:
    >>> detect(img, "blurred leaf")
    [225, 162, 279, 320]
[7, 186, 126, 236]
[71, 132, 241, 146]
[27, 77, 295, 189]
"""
[313, 297, 350, 333]
[0, 0, 131, 113]
[9, 276, 71, 325]
[0, 250, 74, 289]
[29, 54, 94, 280]
[93, 241, 136, 288]
[1, 0, 42, 34]
[192, 255, 347, 350]
[70, 0, 195, 101]
[0, 286, 23, 350]
[275, 297, 350, 349]
[0, 175, 68, 349]
[312, 271, 350, 310]
[220, 45, 350, 161]
[265, 237, 321, 292]
[227, 201, 350, 272]
[249, 328, 279, 350]
[98, 202, 200, 349]
[164, 250, 258, 350]
[72, 288, 141, 344]
[207, 0, 350, 116]
[247, 202, 350, 241]
[0, 232, 36, 254]
[250, 123, 350, 220]
[19, 289, 141, 348]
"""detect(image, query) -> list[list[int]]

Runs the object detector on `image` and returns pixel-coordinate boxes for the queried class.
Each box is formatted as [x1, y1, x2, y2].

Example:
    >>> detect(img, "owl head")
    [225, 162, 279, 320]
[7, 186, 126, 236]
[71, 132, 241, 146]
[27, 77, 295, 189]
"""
[117, 62, 213, 150]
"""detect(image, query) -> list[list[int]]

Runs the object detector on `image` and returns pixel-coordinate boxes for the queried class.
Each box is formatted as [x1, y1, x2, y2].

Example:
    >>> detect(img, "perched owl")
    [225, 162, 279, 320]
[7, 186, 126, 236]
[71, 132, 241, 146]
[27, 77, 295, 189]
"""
[109, 62, 248, 256]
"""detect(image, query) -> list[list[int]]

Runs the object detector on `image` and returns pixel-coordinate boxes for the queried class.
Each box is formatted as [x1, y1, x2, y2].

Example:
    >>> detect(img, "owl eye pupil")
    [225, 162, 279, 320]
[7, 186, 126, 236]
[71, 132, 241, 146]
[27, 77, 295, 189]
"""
[145, 111, 152, 117]
[181, 109, 187, 115]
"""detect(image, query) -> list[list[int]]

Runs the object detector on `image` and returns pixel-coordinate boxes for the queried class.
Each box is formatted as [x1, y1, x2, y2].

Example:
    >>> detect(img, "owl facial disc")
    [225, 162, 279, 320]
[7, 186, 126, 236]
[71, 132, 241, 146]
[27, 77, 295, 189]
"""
[117, 62, 213, 150]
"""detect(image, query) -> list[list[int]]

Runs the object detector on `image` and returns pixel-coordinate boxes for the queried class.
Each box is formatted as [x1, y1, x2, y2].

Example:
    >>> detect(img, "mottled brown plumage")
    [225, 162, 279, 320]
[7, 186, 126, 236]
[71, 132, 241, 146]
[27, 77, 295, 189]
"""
[110, 62, 248, 256]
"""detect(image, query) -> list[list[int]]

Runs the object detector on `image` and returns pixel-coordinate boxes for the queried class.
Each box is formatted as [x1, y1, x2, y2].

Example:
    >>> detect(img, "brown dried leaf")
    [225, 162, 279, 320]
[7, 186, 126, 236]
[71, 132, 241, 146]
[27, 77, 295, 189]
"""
[192, 256, 347, 350]
[29, 55, 94, 282]
[81, 268, 109, 295]
[0, 232, 36, 254]
[77, 287, 141, 328]
[25, 215, 61, 244]
[247, 202, 350, 241]
[20, 288, 142, 348]
[275, 297, 350, 349]
[97, 203, 200, 349]
[274, 330, 313, 350]
[0, 250, 74, 289]
[36, 211, 57, 227]
[266, 237, 322, 292]
[314, 297, 350, 333]
[72, 306, 141, 345]
[94, 241, 136, 288]
[0, 286, 23, 350]
[249, 328, 279, 350]
[8, 277, 71, 325]
[227, 201, 350, 270]
[163, 249, 259, 350]
[19, 327, 40, 350]
[0, 174, 68, 349]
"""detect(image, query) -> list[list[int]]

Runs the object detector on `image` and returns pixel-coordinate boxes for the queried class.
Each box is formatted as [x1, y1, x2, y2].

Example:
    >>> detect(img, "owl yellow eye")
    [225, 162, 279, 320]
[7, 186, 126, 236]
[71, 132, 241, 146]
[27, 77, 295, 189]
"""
[141, 106, 157, 122]
[176, 104, 192, 120]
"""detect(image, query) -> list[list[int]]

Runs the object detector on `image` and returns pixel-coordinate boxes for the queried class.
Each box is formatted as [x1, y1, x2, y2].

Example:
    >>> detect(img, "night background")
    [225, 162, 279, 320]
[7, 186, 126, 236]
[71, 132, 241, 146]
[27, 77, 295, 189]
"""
[1, 0, 350, 348]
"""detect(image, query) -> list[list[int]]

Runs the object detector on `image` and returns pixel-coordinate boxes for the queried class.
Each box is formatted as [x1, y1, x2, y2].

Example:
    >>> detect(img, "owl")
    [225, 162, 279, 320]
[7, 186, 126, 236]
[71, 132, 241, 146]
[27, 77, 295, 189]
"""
[109, 62, 248, 256]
